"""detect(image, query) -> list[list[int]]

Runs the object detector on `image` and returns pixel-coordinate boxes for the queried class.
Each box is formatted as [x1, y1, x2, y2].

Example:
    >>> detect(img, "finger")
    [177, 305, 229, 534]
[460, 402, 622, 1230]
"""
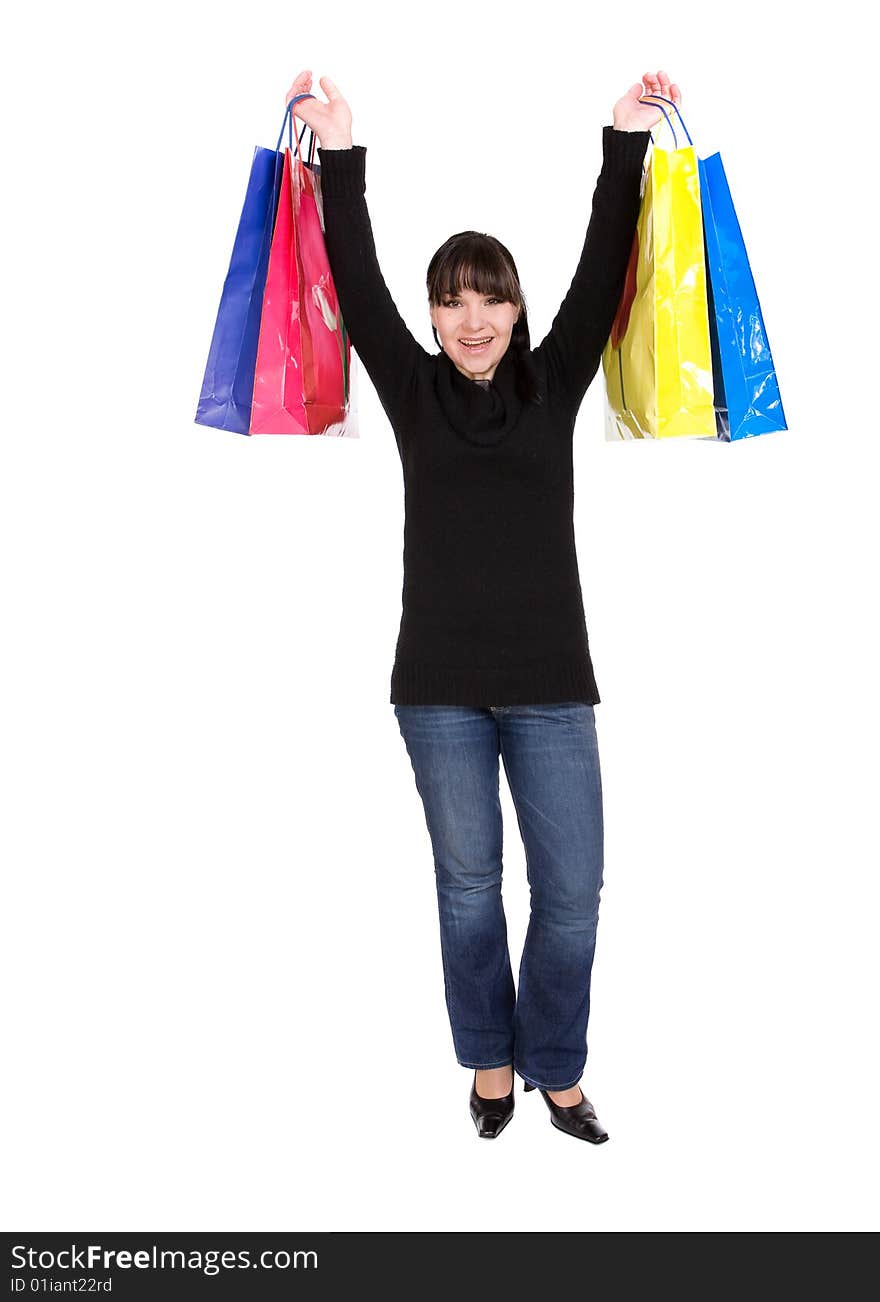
[320, 75, 341, 101]
[285, 70, 312, 103]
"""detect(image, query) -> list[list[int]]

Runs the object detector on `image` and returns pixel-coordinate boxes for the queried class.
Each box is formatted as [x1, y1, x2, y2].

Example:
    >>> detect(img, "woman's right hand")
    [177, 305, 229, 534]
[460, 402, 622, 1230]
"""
[285, 70, 353, 148]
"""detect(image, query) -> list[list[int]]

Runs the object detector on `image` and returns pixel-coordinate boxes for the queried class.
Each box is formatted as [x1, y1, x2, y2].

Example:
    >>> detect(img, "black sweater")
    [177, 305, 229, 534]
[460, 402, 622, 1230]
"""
[316, 126, 651, 706]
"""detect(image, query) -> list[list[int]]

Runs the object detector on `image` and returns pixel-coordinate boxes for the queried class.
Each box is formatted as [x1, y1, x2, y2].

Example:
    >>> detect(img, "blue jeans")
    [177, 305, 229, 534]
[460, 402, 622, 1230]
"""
[393, 702, 604, 1092]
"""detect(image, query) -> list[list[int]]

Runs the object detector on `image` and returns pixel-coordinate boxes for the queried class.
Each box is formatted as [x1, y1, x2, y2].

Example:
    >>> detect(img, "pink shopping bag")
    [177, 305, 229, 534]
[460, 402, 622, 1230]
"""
[250, 118, 356, 436]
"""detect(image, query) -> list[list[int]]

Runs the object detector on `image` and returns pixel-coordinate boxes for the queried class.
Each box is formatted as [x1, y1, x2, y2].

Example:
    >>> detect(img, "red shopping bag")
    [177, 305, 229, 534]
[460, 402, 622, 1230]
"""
[250, 121, 356, 436]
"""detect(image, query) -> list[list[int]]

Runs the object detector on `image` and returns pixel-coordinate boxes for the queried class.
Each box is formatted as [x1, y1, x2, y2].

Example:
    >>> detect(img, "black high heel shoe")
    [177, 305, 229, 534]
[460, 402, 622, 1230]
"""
[469, 1070, 515, 1139]
[523, 1079, 609, 1144]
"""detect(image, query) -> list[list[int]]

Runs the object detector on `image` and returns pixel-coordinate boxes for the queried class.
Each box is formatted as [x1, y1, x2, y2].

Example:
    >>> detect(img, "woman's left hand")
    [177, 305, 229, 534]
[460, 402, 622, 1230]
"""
[613, 71, 681, 132]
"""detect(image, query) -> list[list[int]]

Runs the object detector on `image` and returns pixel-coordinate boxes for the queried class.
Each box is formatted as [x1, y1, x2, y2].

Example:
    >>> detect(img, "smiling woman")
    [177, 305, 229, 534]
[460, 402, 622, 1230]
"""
[426, 232, 540, 398]
[283, 66, 682, 1146]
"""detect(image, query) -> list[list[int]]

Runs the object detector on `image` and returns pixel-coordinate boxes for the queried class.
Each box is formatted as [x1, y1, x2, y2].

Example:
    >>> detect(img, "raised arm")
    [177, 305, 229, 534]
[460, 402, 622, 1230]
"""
[317, 145, 428, 421]
[532, 126, 650, 408]
[533, 72, 681, 412]
[287, 73, 427, 429]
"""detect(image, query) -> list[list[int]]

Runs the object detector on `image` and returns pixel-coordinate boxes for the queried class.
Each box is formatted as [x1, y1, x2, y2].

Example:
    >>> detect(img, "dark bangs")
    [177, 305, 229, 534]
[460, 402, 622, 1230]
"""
[426, 232, 522, 307]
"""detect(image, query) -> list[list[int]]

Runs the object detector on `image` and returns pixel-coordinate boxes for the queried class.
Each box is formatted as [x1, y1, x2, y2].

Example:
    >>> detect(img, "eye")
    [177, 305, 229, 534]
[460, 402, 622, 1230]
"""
[442, 297, 502, 307]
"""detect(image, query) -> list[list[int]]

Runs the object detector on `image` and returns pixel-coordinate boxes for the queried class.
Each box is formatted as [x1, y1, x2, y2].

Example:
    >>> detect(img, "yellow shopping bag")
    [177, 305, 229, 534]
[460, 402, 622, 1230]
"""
[602, 131, 715, 440]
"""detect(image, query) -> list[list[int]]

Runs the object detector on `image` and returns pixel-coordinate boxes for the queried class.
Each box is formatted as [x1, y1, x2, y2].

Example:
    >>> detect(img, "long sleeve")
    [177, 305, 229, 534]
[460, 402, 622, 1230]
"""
[533, 126, 651, 411]
[317, 145, 429, 430]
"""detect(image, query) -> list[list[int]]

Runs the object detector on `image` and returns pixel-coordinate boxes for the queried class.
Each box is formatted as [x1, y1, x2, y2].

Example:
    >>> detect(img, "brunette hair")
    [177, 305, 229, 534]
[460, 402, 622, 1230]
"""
[426, 231, 543, 406]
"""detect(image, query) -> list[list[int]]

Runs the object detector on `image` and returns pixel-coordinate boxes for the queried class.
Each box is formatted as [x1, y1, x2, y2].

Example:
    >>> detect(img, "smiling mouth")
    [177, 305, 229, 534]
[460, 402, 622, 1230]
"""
[460, 337, 494, 349]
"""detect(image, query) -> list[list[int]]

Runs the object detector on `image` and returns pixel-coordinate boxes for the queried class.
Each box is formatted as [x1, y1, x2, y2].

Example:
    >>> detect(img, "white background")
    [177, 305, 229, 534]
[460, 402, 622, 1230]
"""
[3, 0, 877, 1233]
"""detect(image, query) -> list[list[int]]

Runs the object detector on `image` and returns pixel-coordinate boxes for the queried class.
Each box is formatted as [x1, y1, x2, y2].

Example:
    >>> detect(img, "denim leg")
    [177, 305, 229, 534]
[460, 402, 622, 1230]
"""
[497, 703, 605, 1092]
[393, 705, 516, 1069]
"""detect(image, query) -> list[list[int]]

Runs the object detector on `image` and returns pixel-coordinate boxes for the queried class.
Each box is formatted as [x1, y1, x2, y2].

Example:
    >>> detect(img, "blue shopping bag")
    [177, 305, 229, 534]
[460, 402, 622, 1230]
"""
[640, 95, 786, 441]
[195, 108, 310, 434]
[699, 151, 787, 439]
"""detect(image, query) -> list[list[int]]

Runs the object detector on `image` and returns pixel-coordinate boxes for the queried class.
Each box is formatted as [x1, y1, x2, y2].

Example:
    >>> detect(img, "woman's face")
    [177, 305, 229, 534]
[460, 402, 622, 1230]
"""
[430, 287, 521, 382]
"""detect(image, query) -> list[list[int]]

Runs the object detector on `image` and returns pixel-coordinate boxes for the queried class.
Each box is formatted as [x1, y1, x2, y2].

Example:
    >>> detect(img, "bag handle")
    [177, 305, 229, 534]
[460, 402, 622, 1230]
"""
[638, 94, 694, 150]
[276, 94, 318, 166]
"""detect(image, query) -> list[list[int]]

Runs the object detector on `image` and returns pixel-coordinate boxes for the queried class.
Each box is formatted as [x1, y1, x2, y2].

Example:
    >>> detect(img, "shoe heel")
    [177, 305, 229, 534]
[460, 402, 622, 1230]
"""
[523, 1080, 536, 1092]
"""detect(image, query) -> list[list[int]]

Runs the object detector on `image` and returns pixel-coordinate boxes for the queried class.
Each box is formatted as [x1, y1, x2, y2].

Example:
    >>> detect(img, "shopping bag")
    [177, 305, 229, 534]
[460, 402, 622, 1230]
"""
[698, 147, 787, 440]
[194, 119, 288, 434]
[250, 104, 357, 436]
[602, 102, 716, 440]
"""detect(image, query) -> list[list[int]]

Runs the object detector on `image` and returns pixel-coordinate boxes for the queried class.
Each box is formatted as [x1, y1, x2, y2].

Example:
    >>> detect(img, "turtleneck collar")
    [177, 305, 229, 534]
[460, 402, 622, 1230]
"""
[434, 346, 525, 448]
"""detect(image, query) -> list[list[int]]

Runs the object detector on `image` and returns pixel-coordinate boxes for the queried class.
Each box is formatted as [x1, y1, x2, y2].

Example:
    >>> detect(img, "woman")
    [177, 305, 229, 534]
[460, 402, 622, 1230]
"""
[286, 69, 681, 1143]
